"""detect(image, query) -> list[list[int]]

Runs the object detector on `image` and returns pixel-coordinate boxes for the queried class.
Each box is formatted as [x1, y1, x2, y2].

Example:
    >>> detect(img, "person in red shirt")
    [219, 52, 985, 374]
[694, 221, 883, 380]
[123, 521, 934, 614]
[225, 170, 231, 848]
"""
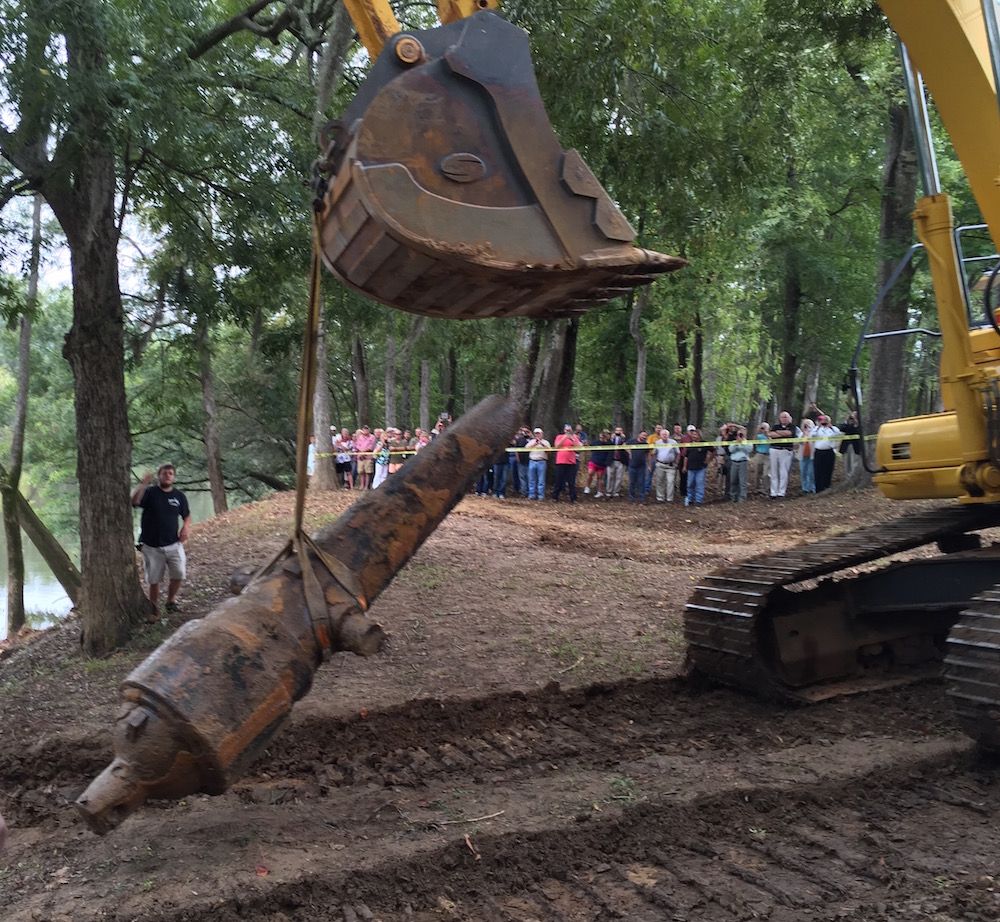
[552, 424, 582, 502]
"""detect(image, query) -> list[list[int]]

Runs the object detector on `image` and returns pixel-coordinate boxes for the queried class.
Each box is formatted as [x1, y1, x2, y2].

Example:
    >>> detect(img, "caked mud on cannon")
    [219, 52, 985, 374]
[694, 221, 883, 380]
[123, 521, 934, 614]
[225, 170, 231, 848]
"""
[76, 396, 519, 834]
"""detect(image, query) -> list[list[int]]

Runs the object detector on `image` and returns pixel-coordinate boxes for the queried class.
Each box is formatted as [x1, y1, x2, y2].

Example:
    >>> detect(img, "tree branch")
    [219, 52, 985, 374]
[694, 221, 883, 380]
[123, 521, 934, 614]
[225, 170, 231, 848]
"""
[0, 175, 32, 213]
[188, 0, 281, 60]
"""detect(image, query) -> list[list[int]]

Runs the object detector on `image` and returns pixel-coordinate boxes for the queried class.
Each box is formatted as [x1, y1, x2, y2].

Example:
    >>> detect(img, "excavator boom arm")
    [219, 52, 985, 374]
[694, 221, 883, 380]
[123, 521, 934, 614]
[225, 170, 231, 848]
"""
[342, 0, 499, 57]
[879, 0, 1000, 248]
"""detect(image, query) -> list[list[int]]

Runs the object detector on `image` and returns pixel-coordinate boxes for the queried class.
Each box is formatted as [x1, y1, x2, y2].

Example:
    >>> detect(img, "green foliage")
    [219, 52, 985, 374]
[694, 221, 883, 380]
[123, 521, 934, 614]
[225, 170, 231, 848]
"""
[0, 0, 987, 519]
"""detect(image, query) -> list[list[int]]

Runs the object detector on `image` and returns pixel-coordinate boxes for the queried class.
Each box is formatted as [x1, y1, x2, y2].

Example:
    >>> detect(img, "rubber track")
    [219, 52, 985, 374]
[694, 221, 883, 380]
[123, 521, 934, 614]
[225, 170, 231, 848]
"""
[946, 589, 1000, 752]
[685, 504, 1000, 699]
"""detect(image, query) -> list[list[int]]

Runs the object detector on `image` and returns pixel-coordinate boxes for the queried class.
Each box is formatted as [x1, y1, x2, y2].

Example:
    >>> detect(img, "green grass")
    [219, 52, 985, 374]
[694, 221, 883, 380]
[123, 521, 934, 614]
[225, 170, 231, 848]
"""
[407, 562, 449, 591]
[607, 775, 640, 803]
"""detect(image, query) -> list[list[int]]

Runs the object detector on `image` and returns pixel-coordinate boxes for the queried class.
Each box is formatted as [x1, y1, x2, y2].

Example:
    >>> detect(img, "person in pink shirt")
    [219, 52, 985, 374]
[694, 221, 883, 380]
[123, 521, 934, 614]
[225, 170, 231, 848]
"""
[354, 425, 376, 489]
[552, 424, 582, 503]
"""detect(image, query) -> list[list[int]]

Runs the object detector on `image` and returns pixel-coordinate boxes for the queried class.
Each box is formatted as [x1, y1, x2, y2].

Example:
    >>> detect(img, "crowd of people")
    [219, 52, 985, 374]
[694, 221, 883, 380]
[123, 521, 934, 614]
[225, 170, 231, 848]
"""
[309, 415, 452, 488]
[314, 406, 863, 507]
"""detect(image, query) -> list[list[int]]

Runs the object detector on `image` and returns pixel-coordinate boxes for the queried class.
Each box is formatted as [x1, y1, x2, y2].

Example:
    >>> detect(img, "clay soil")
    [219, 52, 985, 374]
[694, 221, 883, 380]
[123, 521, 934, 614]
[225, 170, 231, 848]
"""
[3, 479, 1000, 921]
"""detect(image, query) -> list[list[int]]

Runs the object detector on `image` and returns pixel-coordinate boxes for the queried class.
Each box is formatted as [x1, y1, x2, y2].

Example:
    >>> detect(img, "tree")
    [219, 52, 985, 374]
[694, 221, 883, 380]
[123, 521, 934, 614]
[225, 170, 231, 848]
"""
[1, 194, 39, 634]
[865, 97, 918, 432]
[0, 0, 355, 652]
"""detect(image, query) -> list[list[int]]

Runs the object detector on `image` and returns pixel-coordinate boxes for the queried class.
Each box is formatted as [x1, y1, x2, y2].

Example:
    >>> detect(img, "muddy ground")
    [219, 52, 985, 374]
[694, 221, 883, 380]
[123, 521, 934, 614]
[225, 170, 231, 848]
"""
[2, 476, 1000, 921]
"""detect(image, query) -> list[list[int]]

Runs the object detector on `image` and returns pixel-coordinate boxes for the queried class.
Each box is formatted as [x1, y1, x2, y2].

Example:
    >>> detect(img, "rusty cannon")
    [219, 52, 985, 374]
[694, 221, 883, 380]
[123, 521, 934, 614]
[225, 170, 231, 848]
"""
[76, 395, 519, 834]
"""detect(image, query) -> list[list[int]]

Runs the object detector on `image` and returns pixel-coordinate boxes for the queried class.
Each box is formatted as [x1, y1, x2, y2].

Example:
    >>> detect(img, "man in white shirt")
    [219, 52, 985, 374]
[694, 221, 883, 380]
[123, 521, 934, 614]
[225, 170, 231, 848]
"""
[811, 413, 841, 492]
[768, 412, 797, 498]
[652, 430, 680, 502]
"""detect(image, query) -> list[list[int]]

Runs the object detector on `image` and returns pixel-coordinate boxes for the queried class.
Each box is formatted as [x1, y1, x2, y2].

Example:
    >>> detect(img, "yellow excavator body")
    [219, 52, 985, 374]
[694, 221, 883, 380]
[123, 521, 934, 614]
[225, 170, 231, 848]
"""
[685, 1, 1000, 749]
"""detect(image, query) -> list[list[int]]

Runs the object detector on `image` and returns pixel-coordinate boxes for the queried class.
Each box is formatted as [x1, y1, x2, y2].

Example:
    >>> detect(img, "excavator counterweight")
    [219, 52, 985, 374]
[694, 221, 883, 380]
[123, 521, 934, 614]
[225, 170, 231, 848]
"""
[316, 12, 685, 320]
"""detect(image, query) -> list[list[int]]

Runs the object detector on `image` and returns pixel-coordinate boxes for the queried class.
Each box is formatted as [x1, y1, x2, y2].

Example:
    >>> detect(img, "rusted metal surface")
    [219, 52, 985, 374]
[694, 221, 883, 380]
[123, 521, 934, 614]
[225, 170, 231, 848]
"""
[76, 395, 520, 834]
[685, 505, 1000, 701]
[317, 11, 685, 320]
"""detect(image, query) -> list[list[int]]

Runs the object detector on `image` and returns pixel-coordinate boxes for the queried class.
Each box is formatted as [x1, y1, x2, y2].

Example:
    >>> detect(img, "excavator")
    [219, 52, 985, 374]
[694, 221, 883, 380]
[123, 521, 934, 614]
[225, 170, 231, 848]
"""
[73, 0, 1000, 834]
[685, 2, 1000, 750]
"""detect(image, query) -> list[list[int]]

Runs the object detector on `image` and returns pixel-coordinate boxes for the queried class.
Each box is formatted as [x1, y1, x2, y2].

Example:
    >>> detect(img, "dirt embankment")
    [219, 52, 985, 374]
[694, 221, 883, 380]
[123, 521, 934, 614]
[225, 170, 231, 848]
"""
[3, 486, 999, 921]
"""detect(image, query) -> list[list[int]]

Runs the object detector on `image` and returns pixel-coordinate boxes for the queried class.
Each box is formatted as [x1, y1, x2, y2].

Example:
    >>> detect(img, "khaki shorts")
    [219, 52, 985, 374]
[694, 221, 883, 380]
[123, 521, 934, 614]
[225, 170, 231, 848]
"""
[360, 459, 375, 475]
[142, 542, 186, 584]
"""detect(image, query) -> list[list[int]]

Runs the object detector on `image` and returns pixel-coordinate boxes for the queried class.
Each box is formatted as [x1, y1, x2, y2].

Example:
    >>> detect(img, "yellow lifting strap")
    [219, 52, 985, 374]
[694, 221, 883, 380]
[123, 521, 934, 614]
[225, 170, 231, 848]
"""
[246, 214, 367, 658]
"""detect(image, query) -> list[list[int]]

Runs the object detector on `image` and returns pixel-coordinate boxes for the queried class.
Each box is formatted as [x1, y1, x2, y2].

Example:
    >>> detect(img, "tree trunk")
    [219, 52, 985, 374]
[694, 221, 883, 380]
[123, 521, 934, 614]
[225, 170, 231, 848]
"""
[463, 370, 474, 415]
[131, 277, 165, 365]
[692, 310, 705, 427]
[553, 317, 578, 431]
[397, 316, 425, 430]
[442, 347, 457, 419]
[55, 151, 149, 654]
[195, 316, 229, 512]
[352, 332, 369, 427]
[611, 349, 629, 432]
[676, 326, 691, 425]
[629, 289, 649, 433]
[249, 305, 264, 358]
[530, 319, 577, 436]
[384, 333, 397, 427]
[801, 357, 821, 420]
[4, 478, 81, 604]
[311, 314, 338, 490]
[778, 256, 802, 413]
[511, 320, 541, 421]
[866, 99, 918, 432]
[3, 194, 41, 636]
[419, 359, 431, 432]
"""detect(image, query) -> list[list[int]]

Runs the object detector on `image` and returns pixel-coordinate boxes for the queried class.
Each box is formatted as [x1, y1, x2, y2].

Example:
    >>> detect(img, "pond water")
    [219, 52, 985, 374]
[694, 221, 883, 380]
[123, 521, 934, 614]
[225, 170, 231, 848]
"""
[0, 491, 217, 641]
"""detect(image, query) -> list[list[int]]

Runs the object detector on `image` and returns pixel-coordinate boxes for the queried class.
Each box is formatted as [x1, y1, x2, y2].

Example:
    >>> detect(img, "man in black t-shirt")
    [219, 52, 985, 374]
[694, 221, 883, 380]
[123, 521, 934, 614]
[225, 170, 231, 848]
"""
[131, 463, 191, 616]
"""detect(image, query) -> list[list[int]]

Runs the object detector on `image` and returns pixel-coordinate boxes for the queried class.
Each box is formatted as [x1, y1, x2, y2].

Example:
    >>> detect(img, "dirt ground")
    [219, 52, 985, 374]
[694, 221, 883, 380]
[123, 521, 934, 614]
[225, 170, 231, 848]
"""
[3, 474, 1000, 921]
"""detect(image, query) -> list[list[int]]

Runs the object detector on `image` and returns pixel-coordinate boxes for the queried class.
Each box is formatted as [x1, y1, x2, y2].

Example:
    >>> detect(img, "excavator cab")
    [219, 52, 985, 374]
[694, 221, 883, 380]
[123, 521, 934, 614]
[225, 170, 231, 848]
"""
[315, 10, 685, 320]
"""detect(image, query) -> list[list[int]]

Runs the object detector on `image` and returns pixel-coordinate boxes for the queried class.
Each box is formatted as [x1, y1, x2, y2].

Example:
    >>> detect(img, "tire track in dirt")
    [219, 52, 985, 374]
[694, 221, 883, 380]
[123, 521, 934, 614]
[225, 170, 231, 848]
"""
[121, 751, 1000, 922]
[244, 676, 956, 797]
[6, 676, 995, 922]
[1, 677, 957, 831]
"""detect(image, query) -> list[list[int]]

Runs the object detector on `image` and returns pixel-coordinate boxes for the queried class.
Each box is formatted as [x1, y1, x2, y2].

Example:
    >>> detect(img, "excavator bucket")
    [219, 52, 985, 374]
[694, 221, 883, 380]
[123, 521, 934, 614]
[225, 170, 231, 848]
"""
[316, 11, 686, 320]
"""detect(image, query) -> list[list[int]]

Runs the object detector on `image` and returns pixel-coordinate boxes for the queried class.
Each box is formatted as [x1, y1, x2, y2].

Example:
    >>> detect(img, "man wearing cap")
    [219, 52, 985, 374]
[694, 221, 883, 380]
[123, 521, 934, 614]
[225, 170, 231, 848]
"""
[679, 424, 698, 498]
[811, 412, 842, 492]
[525, 427, 551, 500]
[552, 424, 581, 502]
[131, 463, 191, 616]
